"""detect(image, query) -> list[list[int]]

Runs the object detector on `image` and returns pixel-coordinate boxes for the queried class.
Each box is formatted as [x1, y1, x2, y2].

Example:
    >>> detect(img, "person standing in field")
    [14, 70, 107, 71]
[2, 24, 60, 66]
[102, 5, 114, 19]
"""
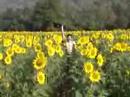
[55, 25, 77, 97]
[61, 25, 75, 54]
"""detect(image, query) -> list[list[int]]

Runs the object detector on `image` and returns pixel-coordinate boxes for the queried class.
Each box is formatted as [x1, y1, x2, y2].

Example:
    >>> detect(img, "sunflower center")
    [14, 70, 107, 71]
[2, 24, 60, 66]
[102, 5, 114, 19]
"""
[36, 59, 43, 66]
[38, 75, 44, 81]
[86, 65, 91, 70]
[93, 73, 98, 79]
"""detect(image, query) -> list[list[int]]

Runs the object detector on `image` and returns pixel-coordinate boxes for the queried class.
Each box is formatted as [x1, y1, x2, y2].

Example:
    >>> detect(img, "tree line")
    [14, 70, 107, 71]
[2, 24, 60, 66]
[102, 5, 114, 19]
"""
[0, 0, 130, 31]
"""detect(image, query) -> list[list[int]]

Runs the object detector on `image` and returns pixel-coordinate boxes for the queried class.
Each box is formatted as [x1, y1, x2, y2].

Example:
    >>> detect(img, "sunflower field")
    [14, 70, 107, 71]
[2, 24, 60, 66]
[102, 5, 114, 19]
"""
[0, 29, 130, 97]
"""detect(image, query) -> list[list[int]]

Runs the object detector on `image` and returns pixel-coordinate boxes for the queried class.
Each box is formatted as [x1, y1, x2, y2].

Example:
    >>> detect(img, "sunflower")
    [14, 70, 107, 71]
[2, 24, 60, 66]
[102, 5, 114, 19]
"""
[26, 39, 33, 48]
[84, 62, 94, 73]
[97, 54, 104, 67]
[113, 42, 128, 52]
[3, 38, 12, 47]
[33, 56, 47, 70]
[87, 47, 98, 59]
[15, 46, 23, 54]
[20, 48, 26, 54]
[14, 35, 21, 43]
[120, 34, 128, 40]
[0, 35, 2, 42]
[77, 36, 89, 45]
[80, 49, 88, 56]
[89, 70, 101, 83]
[20, 35, 25, 43]
[0, 53, 3, 60]
[33, 36, 40, 46]
[55, 45, 62, 53]
[120, 42, 128, 52]
[53, 35, 62, 44]
[6, 47, 14, 56]
[58, 49, 64, 57]
[12, 44, 19, 51]
[86, 42, 93, 50]
[34, 43, 42, 52]
[113, 42, 121, 51]
[45, 39, 53, 47]
[36, 71, 46, 85]
[106, 33, 114, 41]
[47, 47, 55, 57]
[37, 51, 45, 58]
[4, 56, 12, 65]
[91, 32, 100, 39]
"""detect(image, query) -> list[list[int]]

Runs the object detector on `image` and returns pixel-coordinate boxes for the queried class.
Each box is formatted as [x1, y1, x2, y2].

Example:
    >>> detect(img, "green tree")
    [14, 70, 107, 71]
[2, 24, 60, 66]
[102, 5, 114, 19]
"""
[31, 0, 64, 31]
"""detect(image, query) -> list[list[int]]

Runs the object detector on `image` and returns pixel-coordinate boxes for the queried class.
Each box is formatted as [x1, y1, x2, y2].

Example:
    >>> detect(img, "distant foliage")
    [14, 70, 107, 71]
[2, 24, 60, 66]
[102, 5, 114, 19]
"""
[0, 0, 130, 30]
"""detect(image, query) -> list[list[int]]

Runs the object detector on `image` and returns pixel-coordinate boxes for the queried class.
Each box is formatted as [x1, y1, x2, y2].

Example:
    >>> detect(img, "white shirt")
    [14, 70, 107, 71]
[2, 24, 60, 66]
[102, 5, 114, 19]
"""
[66, 40, 75, 54]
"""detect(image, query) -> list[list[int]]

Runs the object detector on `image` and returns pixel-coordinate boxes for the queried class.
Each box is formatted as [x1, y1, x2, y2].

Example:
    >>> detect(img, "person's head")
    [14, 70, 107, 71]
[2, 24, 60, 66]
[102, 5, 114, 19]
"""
[67, 34, 73, 42]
